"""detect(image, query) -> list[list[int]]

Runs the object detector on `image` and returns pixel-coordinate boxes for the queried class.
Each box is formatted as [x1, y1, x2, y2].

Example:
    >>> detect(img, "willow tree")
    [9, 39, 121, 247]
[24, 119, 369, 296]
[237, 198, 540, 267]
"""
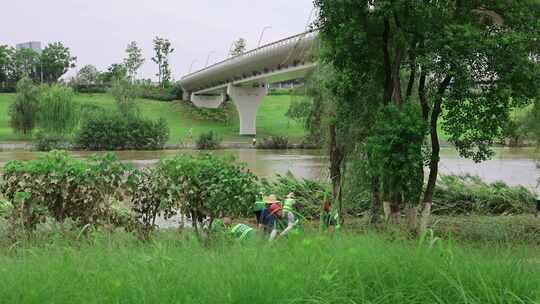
[315, 0, 540, 231]
[38, 85, 79, 137]
[9, 77, 40, 135]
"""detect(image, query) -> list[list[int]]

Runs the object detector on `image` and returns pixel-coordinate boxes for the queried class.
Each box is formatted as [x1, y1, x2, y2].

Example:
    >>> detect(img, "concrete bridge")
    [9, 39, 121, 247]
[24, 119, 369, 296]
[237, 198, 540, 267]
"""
[179, 30, 319, 135]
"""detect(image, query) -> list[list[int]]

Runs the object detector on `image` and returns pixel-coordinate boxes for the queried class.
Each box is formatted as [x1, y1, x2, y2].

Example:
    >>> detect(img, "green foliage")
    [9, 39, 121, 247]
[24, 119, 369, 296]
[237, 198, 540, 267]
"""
[285, 99, 312, 124]
[37, 85, 79, 136]
[127, 167, 175, 238]
[158, 154, 259, 233]
[34, 130, 66, 151]
[74, 111, 169, 150]
[0, 151, 128, 229]
[195, 131, 221, 150]
[9, 77, 39, 135]
[139, 83, 176, 101]
[261, 173, 330, 219]
[256, 136, 289, 149]
[111, 78, 139, 115]
[75, 64, 99, 85]
[229, 38, 247, 56]
[362, 104, 427, 205]
[0, 233, 538, 303]
[98, 63, 127, 84]
[123, 41, 144, 81]
[151, 37, 174, 87]
[432, 175, 536, 215]
[40, 42, 77, 83]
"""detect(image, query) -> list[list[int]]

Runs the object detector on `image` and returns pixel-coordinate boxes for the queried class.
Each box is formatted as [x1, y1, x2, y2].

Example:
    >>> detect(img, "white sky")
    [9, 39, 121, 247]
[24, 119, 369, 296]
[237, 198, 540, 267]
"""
[1, 0, 315, 80]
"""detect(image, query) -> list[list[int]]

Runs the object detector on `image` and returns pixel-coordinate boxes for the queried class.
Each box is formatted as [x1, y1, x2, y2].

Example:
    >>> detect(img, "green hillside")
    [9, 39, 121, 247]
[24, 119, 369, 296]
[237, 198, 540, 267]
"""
[0, 93, 305, 144]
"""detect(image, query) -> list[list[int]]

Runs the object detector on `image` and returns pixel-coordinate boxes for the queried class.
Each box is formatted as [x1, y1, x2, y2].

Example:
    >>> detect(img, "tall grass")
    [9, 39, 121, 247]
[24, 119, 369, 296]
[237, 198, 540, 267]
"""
[0, 231, 538, 303]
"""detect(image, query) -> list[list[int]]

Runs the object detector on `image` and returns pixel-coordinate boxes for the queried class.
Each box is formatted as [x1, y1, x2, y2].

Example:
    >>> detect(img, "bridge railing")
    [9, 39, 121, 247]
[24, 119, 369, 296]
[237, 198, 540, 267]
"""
[181, 29, 319, 80]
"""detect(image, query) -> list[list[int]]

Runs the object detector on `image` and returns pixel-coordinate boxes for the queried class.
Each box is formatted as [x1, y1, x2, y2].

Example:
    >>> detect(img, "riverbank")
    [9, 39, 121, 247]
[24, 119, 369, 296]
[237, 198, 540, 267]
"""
[0, 93, 306, 144]
[0, 230, 538, 304]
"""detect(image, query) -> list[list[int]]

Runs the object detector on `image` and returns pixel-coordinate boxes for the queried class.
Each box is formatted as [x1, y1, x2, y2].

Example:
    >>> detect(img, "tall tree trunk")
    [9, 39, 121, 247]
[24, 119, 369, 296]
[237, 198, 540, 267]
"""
[420, 75, 452, 234]
[328, 123, 344, 213]
[369, 176, 382, 225]
[382, 18, 393, 105]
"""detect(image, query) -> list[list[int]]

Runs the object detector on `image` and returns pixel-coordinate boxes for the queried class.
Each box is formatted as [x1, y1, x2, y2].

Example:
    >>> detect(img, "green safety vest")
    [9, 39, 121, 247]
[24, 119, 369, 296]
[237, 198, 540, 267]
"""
[283, 198, 295, 214]
[253, 200, 266, 212]
[231, 223, 255, 240]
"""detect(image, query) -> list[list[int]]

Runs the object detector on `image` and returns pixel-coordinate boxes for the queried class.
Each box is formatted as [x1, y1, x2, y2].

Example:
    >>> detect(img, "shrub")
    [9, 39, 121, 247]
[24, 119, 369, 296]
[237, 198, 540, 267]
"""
[432, 175, 536, 215]
[196, 131, 221, 150]
[111, 78, 139, 115]
[158, 154, 259, 237]
[127, 168, 175, 238]
[139, 84, 176, 101]
[74, 112, 169, 150]
[185, 101, 234, 122]
[0, 151, 128, 230]
[72, 84, 109, 94]
[9, 77, 40, 135]
[257, 136, 289, 149]
[34, 130, 67, 151]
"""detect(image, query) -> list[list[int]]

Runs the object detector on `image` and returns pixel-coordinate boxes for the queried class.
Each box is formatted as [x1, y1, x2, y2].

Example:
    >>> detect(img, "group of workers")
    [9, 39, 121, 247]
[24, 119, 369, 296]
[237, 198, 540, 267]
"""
[215, 192, 340, 242]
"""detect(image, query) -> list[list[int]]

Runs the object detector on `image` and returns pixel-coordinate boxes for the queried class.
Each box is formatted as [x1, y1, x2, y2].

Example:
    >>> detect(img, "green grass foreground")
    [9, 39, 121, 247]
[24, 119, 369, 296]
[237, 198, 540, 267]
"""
[0, 93, 305, 144]
[0, 232, 538, 303]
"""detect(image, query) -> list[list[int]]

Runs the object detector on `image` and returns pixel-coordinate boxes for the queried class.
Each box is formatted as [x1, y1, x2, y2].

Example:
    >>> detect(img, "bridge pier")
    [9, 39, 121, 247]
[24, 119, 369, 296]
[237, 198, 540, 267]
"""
[227, 84, 267, 135]
[191, 93, 226, 109]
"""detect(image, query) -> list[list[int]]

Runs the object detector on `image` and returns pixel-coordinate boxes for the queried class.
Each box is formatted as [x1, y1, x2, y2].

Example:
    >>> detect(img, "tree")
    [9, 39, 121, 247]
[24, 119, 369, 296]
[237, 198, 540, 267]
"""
[97, 63, 127, 84]
[111, 78, 139, 116]
[9, 77, 40, 135]
[37, 85, 79, 136]
[40, 42, 77, 83]
[315, 1, 540, 231]
[230, 38, 247, 56]
[123, 41, 145, 82]
[76, 64, 99, 85]
[12, 48, 40, 82]
[151, 37, 174, 87]
[0, 45, 14, 87]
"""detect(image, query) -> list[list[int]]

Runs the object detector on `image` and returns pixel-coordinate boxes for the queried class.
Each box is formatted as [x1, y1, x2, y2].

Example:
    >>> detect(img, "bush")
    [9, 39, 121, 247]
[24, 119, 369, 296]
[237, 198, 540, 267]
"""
[72, 84, 109, 94]
[0, 151, 128, 230]
[432, 175, 536, 215]
[196, 131, 221, 150]
[34, 130, 67, 151]
[158, 153, 259, 236]
[74, 111, 169, 150]
[257, 136, 289, 149]
[139, 84, 176, 101]
[185, 101, 234, 122]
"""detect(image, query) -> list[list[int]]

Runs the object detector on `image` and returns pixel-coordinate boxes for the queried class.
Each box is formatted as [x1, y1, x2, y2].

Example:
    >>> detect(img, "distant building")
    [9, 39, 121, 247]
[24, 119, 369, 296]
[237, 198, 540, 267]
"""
[16, 41, 42, 54]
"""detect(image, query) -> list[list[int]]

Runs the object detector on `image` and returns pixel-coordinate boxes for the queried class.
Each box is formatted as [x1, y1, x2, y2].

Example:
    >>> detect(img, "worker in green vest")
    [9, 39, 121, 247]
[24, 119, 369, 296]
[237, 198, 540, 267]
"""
[213, 217, 256, 241]
[280, 192, 302, 237]
[253, 192, 267, 229]
[321, 197, 340, 237]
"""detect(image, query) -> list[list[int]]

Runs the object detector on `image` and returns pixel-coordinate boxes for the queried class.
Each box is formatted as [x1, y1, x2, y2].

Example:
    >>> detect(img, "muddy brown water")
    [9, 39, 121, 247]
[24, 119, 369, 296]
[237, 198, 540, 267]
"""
[0, 147, 538, 190]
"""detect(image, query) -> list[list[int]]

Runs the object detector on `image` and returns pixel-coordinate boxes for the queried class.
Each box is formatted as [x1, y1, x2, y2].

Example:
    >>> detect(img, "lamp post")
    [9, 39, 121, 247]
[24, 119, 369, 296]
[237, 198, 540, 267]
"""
[257, 26, 272, 47]
[205, 51, 216, 67]
[188, 59, 198, 73]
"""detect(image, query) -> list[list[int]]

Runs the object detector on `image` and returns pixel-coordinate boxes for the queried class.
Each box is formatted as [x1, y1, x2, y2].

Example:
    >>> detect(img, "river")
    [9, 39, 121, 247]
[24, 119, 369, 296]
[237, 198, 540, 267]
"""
[0, 147, 538, 190]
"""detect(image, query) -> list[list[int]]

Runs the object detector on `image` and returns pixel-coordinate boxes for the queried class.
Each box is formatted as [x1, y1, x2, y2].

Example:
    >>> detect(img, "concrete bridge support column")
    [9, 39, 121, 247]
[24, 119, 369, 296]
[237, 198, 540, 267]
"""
[182, 90, 191, 101]
[227, 84, 267, 135]
[191, 92, 226, 108]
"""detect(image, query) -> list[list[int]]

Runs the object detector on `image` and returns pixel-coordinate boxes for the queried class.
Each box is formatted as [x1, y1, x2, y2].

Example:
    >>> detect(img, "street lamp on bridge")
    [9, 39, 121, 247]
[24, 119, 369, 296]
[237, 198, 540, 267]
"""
[257, 26, 272, 47]
[205, 51, 216, 67]
[188, 59, 198, 73]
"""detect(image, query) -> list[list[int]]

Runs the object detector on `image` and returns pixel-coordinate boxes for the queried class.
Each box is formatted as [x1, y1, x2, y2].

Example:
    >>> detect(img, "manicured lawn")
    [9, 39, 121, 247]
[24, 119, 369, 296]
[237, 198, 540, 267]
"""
[0, 93, 305, 144]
